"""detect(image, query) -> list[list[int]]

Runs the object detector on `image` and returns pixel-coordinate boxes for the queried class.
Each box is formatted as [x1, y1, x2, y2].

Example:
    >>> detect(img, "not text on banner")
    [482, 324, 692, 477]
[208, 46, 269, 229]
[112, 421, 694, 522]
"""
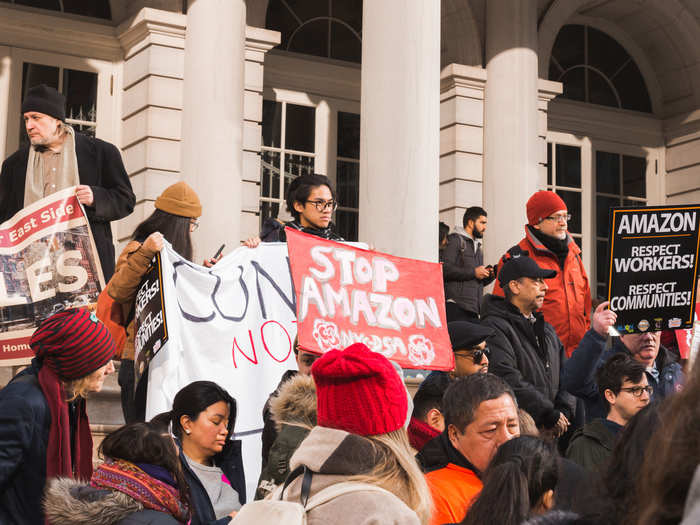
[286, 228, 454, 371]
[607, 204, 700, 333]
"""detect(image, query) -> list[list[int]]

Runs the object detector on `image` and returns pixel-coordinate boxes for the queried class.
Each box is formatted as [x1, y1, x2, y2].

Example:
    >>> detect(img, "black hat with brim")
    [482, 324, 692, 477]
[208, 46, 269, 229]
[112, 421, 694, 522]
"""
[497, 255, 557, 287]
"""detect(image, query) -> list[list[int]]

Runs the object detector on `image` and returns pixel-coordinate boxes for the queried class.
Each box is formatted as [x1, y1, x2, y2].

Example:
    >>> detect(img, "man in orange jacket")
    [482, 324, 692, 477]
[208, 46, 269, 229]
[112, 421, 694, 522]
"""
[493, 191, 591, 357]
[417, 373, 520, 525]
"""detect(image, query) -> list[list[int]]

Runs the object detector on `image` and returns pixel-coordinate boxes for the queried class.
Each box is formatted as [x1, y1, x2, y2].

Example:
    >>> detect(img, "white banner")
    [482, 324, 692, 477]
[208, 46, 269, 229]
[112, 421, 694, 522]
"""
[145, 242, 299, 500]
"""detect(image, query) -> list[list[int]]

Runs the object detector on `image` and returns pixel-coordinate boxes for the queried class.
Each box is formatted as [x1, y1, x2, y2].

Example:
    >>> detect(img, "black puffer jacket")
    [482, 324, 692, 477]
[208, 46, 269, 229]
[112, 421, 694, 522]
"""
[259, 217, 343, 242]
[481, 294, 574, 428]
[442, 232, 495, 315]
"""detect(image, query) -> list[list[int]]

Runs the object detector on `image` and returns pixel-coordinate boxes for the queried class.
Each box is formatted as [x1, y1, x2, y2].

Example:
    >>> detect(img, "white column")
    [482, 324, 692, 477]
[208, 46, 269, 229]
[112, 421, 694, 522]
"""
[358, 0, 440, 262]
[482, 0, 539, 265]
[181, 0, 246, 260]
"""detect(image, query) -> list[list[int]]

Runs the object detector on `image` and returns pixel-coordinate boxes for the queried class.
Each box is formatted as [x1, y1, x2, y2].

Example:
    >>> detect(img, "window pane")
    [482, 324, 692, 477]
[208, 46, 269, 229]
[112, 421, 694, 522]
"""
[331, 0, 363, 33]
[551, 24, 584, 72]
[555, 144, 581, 188]
[547, 143, 552, 185]
[62, 0, 111, 19]
[285, 104, 315, 152]
[623, 199, 645, 208]
[261, 150, 281, 198]
[615, 61, 652, 113]
[285, 153, 314, 179]
[262, 100, 282, 148]
[15, 0, 61, 9]
[287, 19, 329, 58]
[596, 151, 620, 194]
[560, 68, 586, 103]
[63, 69, 97, 123]
[555, 190, 581, 235]
[265, 0, 298, 45]
[622, 155, 646, 198]
[588, 69, 619, 108]
[330, 20, 361, 63]
[337, 160, 359, 208]
[596, 240, 610, 297]
[260, 201, 280, 227]
[596, 195, 619, 238]
[596, 283, 607, 302]
[587, 26, 629, 79]
[336, 209, 358, 241]
[337, 112, 360, 159]
[22, 63, 59, 94]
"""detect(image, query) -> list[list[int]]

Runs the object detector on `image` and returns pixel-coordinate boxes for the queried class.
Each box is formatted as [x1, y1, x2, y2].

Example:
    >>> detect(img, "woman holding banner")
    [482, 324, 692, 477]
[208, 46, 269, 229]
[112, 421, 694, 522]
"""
[106, 181, 220, 423]
[243, 173, 344, 246]
[154, 381, 246, 525]
[0, 308, 116, 524]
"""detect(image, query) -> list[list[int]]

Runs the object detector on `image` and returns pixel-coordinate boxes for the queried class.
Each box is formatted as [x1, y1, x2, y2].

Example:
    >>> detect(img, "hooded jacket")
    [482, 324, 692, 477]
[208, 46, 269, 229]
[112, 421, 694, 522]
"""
[480, 294, 574, 428]
[442, 231, 495, 315]
[565, 418, 619, 472]
[417, 433, 482, 525]
[256, 374, 317, 500]
[43, 477, 180, 525]
[0, 133, 135, 280]
[561, 329, 683, 421]
[281, 426, 421, 525]
[493, 226, 591, 357]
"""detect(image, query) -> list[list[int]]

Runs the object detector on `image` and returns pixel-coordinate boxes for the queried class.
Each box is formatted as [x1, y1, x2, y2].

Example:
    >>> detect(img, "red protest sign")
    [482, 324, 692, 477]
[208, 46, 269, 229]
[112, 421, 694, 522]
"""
[286, 228, 454, 371]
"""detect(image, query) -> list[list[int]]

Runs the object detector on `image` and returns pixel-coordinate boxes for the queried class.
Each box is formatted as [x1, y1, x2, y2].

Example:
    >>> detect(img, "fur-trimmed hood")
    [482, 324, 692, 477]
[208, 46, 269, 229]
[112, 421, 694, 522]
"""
[44, 477, 143, 525]
[269, 373, 317, 432]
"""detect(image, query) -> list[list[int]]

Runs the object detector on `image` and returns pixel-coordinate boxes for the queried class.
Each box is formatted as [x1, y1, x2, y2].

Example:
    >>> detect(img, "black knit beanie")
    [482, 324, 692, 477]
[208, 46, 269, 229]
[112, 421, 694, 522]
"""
[21, 84, 66, 121]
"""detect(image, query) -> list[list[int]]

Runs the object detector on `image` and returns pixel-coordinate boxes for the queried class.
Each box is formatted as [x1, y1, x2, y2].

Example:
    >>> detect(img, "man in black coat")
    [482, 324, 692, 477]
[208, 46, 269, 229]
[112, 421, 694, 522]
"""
[0, 84, 134, 280]
[442, 206, 495, 321]
[481, 255, 575, 438]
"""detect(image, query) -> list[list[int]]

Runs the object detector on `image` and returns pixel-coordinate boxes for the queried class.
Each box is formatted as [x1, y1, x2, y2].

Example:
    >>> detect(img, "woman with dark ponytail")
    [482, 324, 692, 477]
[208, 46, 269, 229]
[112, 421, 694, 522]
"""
[243, 173, 343, 246]
[460, 436, 559, 525]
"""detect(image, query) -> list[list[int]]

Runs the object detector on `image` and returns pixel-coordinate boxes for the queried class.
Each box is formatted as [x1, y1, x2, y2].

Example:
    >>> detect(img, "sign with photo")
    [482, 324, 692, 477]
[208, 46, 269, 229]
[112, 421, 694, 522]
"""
[134, 252, 168, 384]
[607, 205, 700, 334]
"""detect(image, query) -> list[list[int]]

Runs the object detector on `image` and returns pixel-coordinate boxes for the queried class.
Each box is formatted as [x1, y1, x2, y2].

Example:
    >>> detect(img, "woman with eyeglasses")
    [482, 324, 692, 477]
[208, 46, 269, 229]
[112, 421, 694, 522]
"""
[105, 182, 221, 423]
[243, 173, 343, 246]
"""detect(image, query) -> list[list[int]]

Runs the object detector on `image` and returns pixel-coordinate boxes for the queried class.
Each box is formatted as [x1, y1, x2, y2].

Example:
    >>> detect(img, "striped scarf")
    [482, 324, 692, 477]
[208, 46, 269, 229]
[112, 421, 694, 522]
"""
[91, 459, 189, 523]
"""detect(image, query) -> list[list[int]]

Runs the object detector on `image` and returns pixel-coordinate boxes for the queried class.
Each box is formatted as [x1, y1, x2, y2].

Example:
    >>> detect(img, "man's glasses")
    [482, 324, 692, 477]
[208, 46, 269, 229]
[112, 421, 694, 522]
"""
[542, 213, 572, 223]
[306, 199, 338, 212]
[620, 385, 653, 397]
[455, 347, 490, 365]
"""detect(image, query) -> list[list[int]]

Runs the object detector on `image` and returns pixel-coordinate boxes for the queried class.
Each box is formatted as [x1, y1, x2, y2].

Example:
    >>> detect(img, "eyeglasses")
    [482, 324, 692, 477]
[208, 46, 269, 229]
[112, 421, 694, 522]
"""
[306, 199, 338, 212]
[619, 385, 653, 397]
[190, 218, 200, 231]
[455, 347, 490, 365]
[542, 213, 572, 223]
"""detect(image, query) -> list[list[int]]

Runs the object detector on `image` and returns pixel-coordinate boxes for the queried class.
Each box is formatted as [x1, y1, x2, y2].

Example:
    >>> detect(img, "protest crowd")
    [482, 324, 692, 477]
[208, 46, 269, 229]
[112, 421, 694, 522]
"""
[1, 85, 700, 525]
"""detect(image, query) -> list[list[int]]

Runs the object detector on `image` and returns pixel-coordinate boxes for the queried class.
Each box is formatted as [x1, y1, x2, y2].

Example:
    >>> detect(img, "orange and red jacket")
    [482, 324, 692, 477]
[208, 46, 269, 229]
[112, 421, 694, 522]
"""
[493, 226, 592, 357]
[425, 463, 482, 525]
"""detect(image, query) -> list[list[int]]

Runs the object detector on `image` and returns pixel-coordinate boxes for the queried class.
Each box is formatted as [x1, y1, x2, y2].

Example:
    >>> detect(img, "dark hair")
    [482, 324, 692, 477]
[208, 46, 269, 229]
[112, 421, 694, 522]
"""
[439, 222, 450, 244]
[462, 436, 558, 525]
[286, 174, 336, 221]
[630, 366, 700, 525]
[522, 511, 595, 525]
[132, 209, 193, 261]
[588, 404, 661, 525]
[463, 206, 487, 228]
[168, 381, 237, 452]
[412, 372, 453, 421]
[99, 422, 191, 517]
[443, 373, 517, 432]
[596, 353, 646, 412]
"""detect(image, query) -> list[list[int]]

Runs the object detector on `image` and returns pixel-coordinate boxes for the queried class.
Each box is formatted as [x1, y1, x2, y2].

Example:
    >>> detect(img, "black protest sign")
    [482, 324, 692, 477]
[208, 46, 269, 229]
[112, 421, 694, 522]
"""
[134, 252, 168, 385]
[608, 205, 700, 334]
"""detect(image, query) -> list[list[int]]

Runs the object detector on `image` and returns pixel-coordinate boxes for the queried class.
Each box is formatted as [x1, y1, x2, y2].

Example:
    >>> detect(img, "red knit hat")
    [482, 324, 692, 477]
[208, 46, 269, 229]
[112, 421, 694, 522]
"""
[311, 343, 408, 436]
[526, 191, 567, 225]
[30, 308, 116, 380]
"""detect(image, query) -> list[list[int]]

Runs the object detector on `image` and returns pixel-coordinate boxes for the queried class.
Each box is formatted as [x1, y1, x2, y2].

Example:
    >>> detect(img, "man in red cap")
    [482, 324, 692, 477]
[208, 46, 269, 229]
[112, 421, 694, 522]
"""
[493, 190, 591, 357]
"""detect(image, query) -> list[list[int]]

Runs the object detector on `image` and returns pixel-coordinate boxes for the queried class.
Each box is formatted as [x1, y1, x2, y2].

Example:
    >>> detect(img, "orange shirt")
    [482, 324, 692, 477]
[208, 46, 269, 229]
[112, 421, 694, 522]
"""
[425, 463, 482, 525]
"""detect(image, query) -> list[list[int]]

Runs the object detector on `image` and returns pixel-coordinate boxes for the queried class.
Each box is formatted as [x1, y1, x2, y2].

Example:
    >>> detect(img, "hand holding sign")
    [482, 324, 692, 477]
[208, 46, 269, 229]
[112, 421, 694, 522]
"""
[592, 301, 617, 337]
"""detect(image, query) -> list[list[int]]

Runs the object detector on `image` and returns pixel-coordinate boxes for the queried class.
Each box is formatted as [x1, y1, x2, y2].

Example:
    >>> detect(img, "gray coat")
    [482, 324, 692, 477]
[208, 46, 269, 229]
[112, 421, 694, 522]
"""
[442, 232, 494, 315]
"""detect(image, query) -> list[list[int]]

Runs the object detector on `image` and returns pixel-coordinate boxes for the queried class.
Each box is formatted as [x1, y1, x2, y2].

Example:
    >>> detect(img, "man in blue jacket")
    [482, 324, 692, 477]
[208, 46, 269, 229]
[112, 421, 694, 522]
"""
[561, 302, 683, 421]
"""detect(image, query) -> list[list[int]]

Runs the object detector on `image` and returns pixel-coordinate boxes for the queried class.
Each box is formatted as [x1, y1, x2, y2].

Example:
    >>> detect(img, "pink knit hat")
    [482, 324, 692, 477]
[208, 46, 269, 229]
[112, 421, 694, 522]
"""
[311, 343, 408, 436]
[526, 190, 567, 225]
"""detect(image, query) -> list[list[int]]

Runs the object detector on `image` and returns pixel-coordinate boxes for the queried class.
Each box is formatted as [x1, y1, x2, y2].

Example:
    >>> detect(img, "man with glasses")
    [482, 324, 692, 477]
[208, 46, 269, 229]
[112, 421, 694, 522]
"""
[566, 353, 650, 471]
[494, 191, 591, 357]
[481, 255, 576, 438]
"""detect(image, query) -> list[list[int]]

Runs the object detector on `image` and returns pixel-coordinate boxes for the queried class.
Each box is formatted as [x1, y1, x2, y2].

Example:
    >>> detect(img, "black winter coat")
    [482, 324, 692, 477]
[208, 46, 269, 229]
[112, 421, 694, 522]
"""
[178, 440, 246, 525]
[442, 232, 494, 315]
[0, 360, 51, 525]
[0, 133, 135, 280]
[481, 295, 574, 428]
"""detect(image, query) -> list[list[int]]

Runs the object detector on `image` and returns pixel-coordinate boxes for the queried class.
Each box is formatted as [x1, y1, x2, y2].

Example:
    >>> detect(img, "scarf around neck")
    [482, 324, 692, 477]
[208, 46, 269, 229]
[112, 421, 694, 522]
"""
[38, 364, 93, 481]
[24, 125, 80, 207]
[91, 459, 189, 523]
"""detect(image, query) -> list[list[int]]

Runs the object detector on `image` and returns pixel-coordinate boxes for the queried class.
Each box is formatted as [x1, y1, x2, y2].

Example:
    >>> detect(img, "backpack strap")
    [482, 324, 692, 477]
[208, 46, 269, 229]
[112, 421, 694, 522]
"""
[304, 482, 402, 512]
[279, 465, 314, 506]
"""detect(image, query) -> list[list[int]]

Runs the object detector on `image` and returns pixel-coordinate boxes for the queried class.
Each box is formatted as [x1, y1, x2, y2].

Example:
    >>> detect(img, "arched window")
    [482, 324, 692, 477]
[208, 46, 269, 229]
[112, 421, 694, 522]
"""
[549, 24, 652, 113]
[266, 0, 362, 63]
[0, 0, 111, 19]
